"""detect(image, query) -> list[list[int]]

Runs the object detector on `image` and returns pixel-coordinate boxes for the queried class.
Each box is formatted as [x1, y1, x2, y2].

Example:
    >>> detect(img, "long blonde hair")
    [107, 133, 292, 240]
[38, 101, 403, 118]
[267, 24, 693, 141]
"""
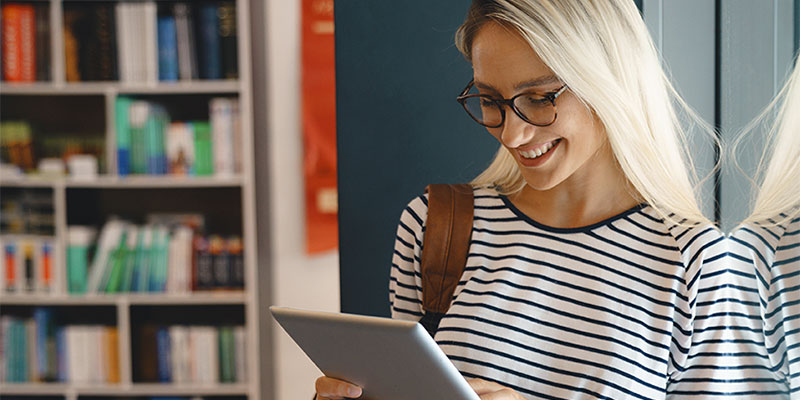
[742, 55, 800, 226]
[455, 0, 715, 225]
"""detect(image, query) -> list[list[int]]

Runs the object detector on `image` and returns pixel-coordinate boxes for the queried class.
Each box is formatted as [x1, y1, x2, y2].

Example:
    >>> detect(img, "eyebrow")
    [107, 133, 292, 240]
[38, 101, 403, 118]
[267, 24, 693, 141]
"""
[474, 75, 561, 93]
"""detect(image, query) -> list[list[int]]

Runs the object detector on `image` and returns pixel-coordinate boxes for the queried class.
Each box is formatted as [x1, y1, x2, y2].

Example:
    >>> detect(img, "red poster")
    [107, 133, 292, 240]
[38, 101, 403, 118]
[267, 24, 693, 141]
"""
[302, 0, 338, 254]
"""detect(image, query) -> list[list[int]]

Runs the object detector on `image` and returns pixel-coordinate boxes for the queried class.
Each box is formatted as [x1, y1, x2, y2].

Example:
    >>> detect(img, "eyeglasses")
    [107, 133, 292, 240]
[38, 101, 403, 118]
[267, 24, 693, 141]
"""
[456, 79, 568, 128]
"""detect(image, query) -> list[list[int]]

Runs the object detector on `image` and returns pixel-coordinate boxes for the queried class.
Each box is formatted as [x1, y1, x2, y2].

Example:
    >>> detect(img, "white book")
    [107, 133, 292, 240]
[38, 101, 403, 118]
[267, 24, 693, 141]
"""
[97, 326, 108, 383]
[86, 220, 126, 294]
[170, 326, 188, 383]
[46, 237, 64, 295]
[143, 1, 158, 84]
[65, 326, 78, 383]
[174, 3, 194, 80]
[32, 238, 45, 293]
[231, 99, 242, 173]
[167, 229, 179, 293]
[206, 327, 219, 383]
[0, 316, 9, 382]
[233, 326, 246, 382]
[166, 122, 196, 175]
[15, 238, 27, 292]
[115, 3, 130, 82]
[177, 226, 194, 292]
[210, 98, 235, 176]
[86, 326, 98, 383]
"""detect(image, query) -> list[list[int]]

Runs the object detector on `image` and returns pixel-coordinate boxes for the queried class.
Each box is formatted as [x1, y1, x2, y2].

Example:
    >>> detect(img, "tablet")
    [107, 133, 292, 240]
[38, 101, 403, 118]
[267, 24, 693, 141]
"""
[270, 306, 480, 400]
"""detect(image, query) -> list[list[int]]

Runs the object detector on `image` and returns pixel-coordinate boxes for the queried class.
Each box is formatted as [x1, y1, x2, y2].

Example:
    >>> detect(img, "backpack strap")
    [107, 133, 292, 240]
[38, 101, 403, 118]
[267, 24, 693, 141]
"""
[419, 183, 474, 337]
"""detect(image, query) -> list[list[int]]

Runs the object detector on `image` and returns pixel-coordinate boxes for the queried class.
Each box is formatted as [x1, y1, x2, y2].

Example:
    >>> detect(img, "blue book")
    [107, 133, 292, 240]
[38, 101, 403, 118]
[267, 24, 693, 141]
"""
[197, 3, 221, 79]
[155, 327, 172, 382]
[33, 308, 52, 381]
[55, 326, 67, 382]
[158, 16, 179, 81]
[16, 321, 27, 382]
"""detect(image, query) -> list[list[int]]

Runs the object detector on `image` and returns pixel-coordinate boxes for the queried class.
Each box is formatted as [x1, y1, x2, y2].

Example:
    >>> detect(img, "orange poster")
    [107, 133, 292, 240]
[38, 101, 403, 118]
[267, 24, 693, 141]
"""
[302, 0, 338, 254]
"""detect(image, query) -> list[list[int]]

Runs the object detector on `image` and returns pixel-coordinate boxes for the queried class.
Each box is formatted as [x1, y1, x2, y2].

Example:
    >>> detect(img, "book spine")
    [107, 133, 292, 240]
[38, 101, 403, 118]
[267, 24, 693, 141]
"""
[157, 15, 179, 81]
[107, 327, 120, 383]
[218, 2, 238, 79]
[197, 3, 221, 79]
[34, 3, 50, 81]
[115, 96, 132, 176]
[192, 122, 213, 176]
[95, 4, 117, 81]
[156, 326, 171, 382]
[209, 235, 230, 289]
[2, 5, 25, 82]
[210, 98, 235, 176]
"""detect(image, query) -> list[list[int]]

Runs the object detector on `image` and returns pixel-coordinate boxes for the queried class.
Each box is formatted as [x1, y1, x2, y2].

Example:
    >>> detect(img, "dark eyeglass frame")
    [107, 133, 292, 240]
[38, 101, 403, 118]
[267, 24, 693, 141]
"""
[456, 79, 569, 128]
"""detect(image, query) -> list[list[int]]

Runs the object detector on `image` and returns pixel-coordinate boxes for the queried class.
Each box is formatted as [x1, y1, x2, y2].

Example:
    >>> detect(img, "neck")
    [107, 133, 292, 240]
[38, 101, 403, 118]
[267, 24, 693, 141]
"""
[508, 144, 640, 228]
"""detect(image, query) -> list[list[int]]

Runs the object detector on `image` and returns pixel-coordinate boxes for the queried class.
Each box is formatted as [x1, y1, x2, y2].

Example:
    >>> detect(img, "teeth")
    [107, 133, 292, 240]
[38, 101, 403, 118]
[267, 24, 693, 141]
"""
[520, 140, 557, 159]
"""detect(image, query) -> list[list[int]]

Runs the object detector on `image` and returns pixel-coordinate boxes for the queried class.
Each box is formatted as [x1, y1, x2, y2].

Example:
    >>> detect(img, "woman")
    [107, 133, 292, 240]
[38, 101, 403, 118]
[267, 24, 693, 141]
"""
[317, 0, 731, 398]
[730, 55, 800, 397]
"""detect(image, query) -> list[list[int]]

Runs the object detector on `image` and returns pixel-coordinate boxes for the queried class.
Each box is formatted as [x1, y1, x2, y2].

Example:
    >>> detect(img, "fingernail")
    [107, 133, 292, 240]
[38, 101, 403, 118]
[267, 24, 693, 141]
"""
[348, 386, 362, 397]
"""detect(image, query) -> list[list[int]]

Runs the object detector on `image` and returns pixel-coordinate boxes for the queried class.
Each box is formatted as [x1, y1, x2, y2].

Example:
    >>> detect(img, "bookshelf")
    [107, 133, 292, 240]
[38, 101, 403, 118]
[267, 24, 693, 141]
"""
[0, 0, 262, 399]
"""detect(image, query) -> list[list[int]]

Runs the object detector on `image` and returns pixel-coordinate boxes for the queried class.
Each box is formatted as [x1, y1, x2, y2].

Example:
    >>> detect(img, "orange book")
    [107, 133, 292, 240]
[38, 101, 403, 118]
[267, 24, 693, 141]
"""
[1, 4, 36, 82]
[107, 327, 120, 383]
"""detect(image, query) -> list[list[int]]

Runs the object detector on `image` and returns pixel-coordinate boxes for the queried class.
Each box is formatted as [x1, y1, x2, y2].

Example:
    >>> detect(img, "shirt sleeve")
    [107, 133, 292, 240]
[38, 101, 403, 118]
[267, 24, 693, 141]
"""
[668, 225, 788, 398]
[388, 194, 428, 321]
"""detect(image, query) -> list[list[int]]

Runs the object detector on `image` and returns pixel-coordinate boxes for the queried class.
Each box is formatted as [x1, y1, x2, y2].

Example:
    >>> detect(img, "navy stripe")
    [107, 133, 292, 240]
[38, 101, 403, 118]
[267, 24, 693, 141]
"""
[456, 289, 671, 351]
[635, 210, 665, 225]
[393, 249, 413, 263]
[439, 315, 665, 379]
[740, 226, 777, 254]
[441, 340, 657, 399]
[471, 235, 686, 298]
[465, 252, 688, 315]
[394, 235, 414, 251]
[391, 307, 422, 318]
[467, 276, 675, 336]
[605, 221, 679, 251]
[405, 206, 424, 226]
[623, 215, 672, 236]
[391, 263, 420, 278]
[389, 276, 420, 292]
[448, 301, 668, 365]
[462, 264, 675, 323]
[584, 230, 682, 267]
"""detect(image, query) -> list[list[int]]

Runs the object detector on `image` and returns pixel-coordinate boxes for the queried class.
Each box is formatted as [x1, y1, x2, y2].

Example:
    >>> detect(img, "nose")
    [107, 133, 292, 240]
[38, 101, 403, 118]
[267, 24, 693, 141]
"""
[497, 106, 536, 148]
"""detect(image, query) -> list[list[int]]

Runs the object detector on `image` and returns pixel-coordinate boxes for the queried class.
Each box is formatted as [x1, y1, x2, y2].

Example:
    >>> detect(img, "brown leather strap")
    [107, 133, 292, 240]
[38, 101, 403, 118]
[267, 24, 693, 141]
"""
[420, 184, 474, 316]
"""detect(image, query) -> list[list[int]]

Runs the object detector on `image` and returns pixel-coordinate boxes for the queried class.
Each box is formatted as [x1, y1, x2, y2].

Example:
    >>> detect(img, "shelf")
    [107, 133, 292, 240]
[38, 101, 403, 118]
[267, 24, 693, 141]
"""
[0, 383, 249, 396]
[0, 80, 241, 95]
[0, 293, 247, 306]
[0, 175, 244, 188]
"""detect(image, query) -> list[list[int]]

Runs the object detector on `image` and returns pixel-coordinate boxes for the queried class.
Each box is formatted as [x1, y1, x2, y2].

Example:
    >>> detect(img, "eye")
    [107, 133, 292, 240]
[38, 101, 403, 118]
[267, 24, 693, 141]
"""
[479, 97, 497, 107]
[520, 94, 550, 106]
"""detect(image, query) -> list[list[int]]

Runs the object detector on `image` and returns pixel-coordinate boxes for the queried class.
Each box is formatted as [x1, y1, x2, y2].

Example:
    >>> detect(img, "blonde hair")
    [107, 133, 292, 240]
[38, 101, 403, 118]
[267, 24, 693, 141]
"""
[456, 0, 715, 225]
[741, 55, 800, 226]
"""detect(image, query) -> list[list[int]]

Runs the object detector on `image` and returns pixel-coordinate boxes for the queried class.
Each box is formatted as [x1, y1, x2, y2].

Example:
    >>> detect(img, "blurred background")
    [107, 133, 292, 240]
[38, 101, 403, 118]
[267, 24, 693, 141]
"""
[0, 0, 797, 399]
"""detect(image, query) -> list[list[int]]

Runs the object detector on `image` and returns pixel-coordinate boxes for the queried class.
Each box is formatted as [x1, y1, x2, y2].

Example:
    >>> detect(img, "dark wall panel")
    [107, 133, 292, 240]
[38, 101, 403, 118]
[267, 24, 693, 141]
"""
[335, 2, 497, 316]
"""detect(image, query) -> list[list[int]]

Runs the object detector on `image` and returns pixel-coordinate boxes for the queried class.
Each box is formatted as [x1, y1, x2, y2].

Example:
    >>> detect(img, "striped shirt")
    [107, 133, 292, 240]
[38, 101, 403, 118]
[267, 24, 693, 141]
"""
[732, 217, 800, 398]
[389, 187, 742, 399]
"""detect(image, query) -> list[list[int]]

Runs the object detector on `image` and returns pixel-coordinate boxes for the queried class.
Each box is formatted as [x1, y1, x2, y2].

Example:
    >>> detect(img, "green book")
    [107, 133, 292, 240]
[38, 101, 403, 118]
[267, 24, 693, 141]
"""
[104, 231, 129, 293]
[129, 101, 150, 174]
[218, 326, 234, 382]
[192, 121, 214, 175]
[67, 245, 88, 294]
[115, 96, 133, 175]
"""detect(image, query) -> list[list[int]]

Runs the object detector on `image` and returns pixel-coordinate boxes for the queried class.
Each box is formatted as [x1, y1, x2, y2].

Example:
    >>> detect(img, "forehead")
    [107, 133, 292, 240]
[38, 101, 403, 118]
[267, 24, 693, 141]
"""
[470, 22, 555, 92]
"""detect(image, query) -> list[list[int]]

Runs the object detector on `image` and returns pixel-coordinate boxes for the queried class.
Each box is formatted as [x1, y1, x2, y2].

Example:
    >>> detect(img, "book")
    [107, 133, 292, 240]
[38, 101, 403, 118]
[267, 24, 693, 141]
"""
[67, 226, 96, 294]
[115, 96, 133, 175]
[94, 4, 118, 81]
[34, 3, 49, 81]
[1, 4, 36, 82]
[196, 2, 221, 80]
[86, 220, 126, 293]
[156, 326, 172, 382]
[143, 1, 158, 83]
[228, 236, 245, 289]
[209, 235, 230, 288]
[166, 122, 195, 175]
[157, 13, 179, 81]
[210, 98, 236, 176]
[192, 122, 213, 175]
[173, 3, 198, 80]
[218, 2, 238, 79]
[233, 325, 246, 382]
[107, 327, 120, 383]
[193, 236, 213, 290]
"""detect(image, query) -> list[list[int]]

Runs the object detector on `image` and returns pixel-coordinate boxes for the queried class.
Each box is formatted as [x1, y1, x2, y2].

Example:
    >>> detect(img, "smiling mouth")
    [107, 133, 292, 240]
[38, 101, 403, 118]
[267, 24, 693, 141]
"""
[519, 139, 561, 159]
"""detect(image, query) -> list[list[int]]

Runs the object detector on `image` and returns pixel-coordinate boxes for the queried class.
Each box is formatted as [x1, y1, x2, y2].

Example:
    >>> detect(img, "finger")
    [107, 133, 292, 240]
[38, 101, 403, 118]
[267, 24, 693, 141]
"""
[467, 378, 508, 395]
[315, 376, 363, 399]
[478, 388, 522, 400]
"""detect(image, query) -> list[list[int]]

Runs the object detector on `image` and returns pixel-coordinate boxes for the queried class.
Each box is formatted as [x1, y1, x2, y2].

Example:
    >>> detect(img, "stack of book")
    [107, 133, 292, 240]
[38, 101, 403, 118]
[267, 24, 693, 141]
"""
[136, 324, 246, 384]
[67, 216, 245, 295]
[0, 235, 60, 294]
[1, 188, 55, 235]
[0, 308, 120, 384]
[59, 1, 237, 83]
[115, 96, 241, 177]
[1, 3, 50, 82]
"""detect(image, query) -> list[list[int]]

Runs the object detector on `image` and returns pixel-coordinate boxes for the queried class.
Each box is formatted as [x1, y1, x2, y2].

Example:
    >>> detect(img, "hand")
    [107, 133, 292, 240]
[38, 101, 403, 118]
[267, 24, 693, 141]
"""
[468, 378, 527, 400]
[315, 376, 363, 399]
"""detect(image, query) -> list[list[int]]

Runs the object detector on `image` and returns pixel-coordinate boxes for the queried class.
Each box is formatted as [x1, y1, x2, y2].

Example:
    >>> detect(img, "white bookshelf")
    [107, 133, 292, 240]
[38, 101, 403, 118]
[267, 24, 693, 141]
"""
[0, 0, 262, 398]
